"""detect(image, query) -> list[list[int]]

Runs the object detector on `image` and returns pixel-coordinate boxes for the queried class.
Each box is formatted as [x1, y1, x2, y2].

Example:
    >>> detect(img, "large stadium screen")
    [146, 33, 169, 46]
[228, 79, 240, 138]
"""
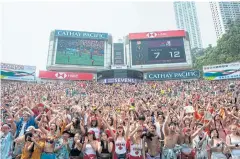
[54, 30, 108, 66]
[56, 38, 105, 66]
[129, 30, 186, 65]
[131, 37, 186, 65]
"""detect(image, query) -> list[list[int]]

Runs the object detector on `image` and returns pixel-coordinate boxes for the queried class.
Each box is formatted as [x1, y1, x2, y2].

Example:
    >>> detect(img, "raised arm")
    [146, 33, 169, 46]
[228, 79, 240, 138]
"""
[102, 118, 116, 139]
[38, 114, 48, 135]
[14, 107, 24, 121]
[9, 119, 17, 135]
[191, 121, 210, 139]
[34, 113, 42, 125]
[125, 112, 131, 140]
[163, 111, 170, 136]
[80, 121, 86, 135]
[23, 106, 34, 116]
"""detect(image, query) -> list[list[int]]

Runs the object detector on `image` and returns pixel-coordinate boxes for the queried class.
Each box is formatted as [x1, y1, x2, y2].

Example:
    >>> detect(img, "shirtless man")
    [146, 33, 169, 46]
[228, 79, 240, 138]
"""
[162, 111, 181, 159]
[145, 124, 161, 159]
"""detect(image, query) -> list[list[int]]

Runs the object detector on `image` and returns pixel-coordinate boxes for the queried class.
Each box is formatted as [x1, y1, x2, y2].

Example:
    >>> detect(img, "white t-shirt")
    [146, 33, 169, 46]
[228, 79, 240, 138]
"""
[155, 122, 161, 137]
[115, 138, 127, 155]
[19, 121, 27, 136]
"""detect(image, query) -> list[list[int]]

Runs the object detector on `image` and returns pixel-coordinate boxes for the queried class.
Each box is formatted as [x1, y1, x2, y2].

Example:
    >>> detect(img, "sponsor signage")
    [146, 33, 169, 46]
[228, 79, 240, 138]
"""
[146, 70, 200, 80]
[55, 30, 108, 40]
[101, 78, 142, 83]
[1, 63, 36, 81]
[113, 43, 124, 65]
[129, 30, 185, 40]
[203, 62, 240, 80]
[39, 70, 93, 80]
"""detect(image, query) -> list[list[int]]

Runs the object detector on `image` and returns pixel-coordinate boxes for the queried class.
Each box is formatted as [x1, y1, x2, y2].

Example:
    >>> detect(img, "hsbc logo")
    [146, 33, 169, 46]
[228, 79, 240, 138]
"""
[55, 72, 67, 79]
[146, 32, 157, 38]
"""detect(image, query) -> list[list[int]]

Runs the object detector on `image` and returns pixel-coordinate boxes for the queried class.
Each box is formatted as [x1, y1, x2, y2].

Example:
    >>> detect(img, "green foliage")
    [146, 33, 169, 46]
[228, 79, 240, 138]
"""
[193, 19, 240, 70]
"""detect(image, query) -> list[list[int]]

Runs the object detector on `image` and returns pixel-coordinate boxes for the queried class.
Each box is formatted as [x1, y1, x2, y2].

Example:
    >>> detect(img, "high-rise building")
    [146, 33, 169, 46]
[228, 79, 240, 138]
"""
[210, 2, 240, 39]
[174, 1, 203, 49]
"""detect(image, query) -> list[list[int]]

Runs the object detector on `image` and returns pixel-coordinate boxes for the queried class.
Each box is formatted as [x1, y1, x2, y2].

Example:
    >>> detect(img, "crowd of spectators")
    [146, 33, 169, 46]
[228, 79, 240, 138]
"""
[1, 79, 240, 159]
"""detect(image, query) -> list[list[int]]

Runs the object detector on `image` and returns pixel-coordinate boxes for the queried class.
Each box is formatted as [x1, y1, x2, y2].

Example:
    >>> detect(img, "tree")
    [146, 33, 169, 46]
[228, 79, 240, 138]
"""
[193, 19, 240, 70]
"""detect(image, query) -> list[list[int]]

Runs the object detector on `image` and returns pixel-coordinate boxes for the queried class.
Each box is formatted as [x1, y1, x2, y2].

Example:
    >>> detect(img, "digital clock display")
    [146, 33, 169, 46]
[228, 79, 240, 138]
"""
[131, 37, 186, 65]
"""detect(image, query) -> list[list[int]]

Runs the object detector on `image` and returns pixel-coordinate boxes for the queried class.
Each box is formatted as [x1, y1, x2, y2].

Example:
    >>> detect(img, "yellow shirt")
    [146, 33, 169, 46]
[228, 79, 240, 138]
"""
[160, 90, 165, 94]
[21, 143, 31, 159]
[31, 141, 45, 159]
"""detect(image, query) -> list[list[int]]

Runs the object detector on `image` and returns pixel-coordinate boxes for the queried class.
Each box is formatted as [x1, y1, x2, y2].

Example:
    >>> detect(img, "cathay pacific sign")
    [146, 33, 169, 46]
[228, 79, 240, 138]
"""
[55, 30, 108, 40]
[146, 70, 200, 81]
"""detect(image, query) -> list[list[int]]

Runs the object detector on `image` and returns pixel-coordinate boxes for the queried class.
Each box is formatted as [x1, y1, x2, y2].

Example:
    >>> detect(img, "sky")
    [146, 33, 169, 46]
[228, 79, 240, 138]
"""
[1, 1, 217, 72]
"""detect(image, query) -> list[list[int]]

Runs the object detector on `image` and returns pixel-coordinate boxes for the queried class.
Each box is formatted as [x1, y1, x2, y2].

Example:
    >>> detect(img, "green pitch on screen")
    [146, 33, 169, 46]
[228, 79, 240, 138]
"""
[55, 51, 104, 66]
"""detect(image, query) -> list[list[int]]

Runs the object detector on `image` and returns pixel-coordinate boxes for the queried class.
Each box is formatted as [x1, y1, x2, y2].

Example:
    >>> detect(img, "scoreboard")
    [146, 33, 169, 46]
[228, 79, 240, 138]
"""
[128, 30, 192, 71]
[131, 37, 186, 65]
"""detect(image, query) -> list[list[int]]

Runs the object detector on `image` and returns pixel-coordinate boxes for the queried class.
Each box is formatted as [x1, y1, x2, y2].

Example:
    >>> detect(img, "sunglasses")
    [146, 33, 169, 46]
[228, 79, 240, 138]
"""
[46, 139, 54, 144]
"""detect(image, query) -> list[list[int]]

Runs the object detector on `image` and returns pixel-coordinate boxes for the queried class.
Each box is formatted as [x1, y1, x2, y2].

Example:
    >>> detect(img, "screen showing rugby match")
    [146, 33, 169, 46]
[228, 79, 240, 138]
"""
[55, 37, 105, 66]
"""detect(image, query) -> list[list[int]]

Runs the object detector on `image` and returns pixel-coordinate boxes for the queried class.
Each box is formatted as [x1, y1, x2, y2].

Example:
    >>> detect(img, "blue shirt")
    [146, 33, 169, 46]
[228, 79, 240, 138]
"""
[1, 132, 13, 159]
[15, 116, 36, 137]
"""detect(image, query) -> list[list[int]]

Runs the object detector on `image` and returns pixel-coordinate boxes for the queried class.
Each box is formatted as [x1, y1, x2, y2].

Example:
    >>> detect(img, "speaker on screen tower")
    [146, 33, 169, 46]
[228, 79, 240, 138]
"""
[124, 36, 129, 45]
[108, 35, 112, 44]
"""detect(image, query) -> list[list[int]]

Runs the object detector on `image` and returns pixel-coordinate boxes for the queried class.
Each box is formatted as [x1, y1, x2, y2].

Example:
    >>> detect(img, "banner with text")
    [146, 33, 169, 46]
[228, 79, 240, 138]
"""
[1, 63, 36, 81]
[55, 30, 108, 40]
[146, 70, 200, 81]
[99, 78, 142, 83]
[39, 70, 93, 80]
[203, 62, 240, 80]
[129, 30, 185, 40]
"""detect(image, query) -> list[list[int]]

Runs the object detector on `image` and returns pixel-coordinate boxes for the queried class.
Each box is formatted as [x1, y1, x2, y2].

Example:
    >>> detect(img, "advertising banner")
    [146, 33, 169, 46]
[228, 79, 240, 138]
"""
[146, 70, 200, 81]
[203, 62, 240, 80]
[39, 70, 93, 80]
[113, 43, 124, 65]
[55, 30, 108, 40]
[1, 63, 36, 81]
[129, 30, 185, 40]
[100, 78, 142, 83]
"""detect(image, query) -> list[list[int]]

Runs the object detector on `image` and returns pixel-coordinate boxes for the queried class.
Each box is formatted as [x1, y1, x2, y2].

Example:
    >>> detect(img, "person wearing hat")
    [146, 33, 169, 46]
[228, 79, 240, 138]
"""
[88, 116, 101, 141]
[82, 130, 99, 159]
[28, 133, 45, 159]
[54, 130, 74, 159]
[13, 110, 36, 158]
[1, 121, 16, 159]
